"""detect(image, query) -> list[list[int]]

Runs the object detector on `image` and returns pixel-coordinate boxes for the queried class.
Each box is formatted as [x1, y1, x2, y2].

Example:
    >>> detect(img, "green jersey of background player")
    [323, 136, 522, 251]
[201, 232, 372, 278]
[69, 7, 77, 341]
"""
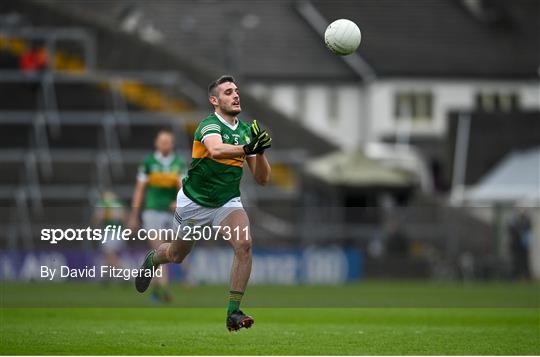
[135, 75, 272, 331]
[138, 151, 185, 211]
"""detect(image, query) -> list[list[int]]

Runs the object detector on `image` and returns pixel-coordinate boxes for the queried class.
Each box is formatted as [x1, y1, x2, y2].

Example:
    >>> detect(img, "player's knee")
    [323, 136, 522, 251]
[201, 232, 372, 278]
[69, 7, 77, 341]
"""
[234, 238, 252, 258]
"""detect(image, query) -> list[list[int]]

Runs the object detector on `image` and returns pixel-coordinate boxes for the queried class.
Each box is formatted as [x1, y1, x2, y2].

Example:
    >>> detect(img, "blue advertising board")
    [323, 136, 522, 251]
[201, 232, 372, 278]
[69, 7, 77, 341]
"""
[1, 247, 362, 284]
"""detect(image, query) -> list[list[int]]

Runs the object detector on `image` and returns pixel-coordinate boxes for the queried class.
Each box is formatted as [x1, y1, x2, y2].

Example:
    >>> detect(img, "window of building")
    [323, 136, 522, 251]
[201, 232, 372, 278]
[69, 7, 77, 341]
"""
[475, 92, 520, 112]
[394, 91, 433, 122]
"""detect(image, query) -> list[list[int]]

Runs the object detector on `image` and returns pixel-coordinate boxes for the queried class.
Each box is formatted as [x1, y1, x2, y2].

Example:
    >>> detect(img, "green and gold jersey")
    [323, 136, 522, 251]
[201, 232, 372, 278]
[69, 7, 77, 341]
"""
[96, 197, 125, 227]
[137, 152, 186, 211]
[182, 113, 253, 208]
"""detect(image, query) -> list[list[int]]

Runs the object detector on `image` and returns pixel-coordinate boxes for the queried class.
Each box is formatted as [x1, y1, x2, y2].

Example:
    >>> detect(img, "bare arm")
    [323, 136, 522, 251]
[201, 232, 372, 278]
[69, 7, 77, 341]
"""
[91, 208, 103, 227]
[128, 180, 146, 230]
[204, 135, 245, 159]
[131, 180, 146, 213]
[247, 153, 271, 186]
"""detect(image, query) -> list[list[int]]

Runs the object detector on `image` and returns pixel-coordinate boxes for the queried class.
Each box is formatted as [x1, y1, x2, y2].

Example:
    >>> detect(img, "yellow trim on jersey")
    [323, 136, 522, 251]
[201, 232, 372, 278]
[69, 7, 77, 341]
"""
[147, 172, 179, 188]
[192, 140, 208, 158]
[192, 140, 245, 168]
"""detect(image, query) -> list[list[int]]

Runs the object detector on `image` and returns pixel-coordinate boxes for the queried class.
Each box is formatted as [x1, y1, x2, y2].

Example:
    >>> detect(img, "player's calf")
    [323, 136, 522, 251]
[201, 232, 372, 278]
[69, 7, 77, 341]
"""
[153, 241, 194, 265]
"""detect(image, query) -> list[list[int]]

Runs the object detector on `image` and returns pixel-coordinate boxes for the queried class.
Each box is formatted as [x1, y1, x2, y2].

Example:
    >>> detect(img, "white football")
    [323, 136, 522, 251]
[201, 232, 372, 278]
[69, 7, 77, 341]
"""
[324, 19, 361, 56]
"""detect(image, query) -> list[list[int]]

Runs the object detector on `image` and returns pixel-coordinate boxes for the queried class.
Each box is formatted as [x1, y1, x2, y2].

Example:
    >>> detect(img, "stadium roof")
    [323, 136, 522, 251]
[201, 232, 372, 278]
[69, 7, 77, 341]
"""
[42, 0, 540, 81]
[465, 147, 540, 204]
[313, 0, 540, 79]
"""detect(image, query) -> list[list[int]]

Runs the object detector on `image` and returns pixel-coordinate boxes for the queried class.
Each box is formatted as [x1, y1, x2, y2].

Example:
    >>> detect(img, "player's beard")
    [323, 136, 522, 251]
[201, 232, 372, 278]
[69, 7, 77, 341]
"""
[222, 104, 241, 116]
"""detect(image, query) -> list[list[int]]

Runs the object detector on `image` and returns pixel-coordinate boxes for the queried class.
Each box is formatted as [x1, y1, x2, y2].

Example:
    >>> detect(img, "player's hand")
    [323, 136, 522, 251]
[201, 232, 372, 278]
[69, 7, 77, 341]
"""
[256, 131, 272, 155]
[251, 120, 263, 138]
[243, 131, 272, 155]
[248, 120, 272, 155]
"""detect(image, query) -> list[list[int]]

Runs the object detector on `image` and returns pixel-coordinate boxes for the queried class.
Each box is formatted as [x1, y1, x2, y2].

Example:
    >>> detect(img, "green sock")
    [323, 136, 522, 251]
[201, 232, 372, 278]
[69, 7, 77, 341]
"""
[227, 290, 244, 315]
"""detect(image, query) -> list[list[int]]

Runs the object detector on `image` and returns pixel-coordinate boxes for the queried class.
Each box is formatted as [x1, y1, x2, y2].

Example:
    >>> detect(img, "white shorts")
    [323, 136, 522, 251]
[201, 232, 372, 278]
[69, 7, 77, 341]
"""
[101, 229, 125, 253]
[173, 188, 244, 238]
[142, 210, 173, 230]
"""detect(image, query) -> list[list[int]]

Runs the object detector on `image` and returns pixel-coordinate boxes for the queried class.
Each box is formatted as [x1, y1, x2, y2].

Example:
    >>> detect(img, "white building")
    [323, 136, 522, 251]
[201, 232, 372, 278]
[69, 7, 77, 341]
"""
[249, 79, 540, 151]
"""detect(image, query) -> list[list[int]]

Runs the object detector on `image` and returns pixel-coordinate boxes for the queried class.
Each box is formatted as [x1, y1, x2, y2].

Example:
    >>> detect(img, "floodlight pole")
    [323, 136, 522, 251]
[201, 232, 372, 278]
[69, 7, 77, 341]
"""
[450, 112, 471, 204]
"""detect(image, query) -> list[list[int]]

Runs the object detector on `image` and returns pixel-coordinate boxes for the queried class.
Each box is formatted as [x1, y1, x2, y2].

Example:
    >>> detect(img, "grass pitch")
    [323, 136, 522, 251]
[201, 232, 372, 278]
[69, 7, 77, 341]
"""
[1, 282, 539, 355]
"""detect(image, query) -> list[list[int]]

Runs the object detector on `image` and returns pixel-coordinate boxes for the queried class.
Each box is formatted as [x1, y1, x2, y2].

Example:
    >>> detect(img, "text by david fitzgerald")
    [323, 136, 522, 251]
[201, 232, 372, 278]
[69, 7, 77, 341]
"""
[40, 265, 162, 281]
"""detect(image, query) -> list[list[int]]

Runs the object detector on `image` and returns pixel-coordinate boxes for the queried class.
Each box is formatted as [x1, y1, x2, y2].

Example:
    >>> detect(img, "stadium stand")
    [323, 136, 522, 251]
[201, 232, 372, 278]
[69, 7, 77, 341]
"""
[42, 0, 540, 80]
[311, 0, 539, 78]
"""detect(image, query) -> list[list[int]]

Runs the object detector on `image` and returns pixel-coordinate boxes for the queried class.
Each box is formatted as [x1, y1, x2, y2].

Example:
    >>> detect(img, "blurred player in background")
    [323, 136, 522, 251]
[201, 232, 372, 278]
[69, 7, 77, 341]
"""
[135, 75, 272, 331]
[508, 206, 532, 281]
[93, 190, 126, 273]
[128, 128, 186, 303]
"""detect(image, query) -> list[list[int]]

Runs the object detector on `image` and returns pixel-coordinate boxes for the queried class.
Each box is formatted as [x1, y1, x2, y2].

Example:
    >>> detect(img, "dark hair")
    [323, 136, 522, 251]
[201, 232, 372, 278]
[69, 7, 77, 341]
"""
[155, 127, 173, 137]
[208, 75, 235, 96]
